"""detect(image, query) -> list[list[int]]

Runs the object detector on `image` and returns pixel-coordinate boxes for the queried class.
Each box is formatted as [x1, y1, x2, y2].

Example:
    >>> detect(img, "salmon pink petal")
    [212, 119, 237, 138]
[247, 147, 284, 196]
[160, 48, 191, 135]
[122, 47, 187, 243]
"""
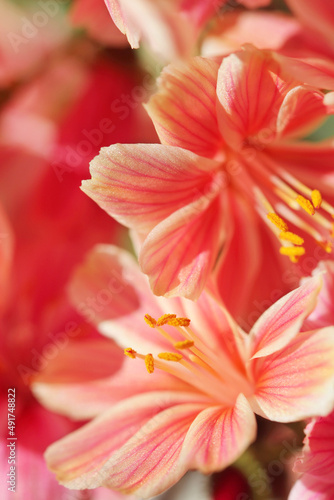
[216, 47, 293, 150]
[250, 327, 334, 422]
[32, 337, 195, 420]
[276, 85, 327, 139]
[139, 186, 225, 299]
[104, 0, 196, 60]
[68, 245, 184, 352]
[289, 475, 334, 500]
[179, 394, 256, 473]
[274, 54, 334, 90]
[249, 275, 322, 359]
[145, 57, 221, 158]
[81, 144, 220, 233]
[45, 392, 210, 494]
[295, 411, 334, 480]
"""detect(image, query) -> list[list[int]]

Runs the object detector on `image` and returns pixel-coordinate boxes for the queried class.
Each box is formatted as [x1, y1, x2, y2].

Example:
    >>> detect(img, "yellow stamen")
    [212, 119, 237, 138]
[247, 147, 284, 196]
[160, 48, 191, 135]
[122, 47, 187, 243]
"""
[156, 314, 176, 326]
[311, 190, 322, 209]
[124, 348, 137, 359]
[173, 340, 194, 349]
[279, 246, 306, 257]
[144, 314, 157, 328]
[158, 352, 183, 362]
[145, 353, 154, 373]
[167, 317, 191, 327]
[267, 212, 288, 232]
[279, 231, 304, 245]
[296, 195, 315, 216]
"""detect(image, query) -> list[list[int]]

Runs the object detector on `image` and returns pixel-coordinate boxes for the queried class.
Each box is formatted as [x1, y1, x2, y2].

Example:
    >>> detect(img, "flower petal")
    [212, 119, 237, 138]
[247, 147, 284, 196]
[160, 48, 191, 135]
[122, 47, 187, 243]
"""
[295, 411, 334, 480]
[249, 275, 322, 359]
[276, 85, 327, 139]
[286, 0, 334, 47]
[216, 46, 294, 150]
[179, 394, 256, 473]
[45, 391, 210, 496]
[139, 183, 225, 299]
[82, 144, 219, 233]
[303, 261, 334, 329]
[250, 327, 334, 422]
[145, 57, 221, 158]
[289, 475, 334, 500]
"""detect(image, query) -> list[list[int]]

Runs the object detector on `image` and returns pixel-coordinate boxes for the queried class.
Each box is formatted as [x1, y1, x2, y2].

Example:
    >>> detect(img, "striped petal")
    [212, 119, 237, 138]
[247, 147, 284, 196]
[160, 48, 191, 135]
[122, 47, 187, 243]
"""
[289, 475, 334, 500]
[216, 46, 294, 150]
[179, 394, 256, 473]
[139, 185, 225, 299]
[250, 327, 334, 422]
[145, 57, 221, 158]
[82, 144, 219, 233]
[276, 85, 327, 139]
[45, 391, 210, 496]
[249, 275, 322, 359]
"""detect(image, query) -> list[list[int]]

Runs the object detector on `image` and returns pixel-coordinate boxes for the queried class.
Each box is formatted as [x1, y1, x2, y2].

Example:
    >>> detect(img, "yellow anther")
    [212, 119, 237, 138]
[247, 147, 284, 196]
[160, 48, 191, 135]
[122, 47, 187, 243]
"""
[156, 314, 176, 326]
[145, 354, 154, 373]
[124, 348, 137, 359]
[158, 352, 183, 362]
[279, 246, 306, 257]
[279, 231, 304, 245]
[144, 314, 157, 328]
[296, 195, 315, 216]
[173, 340, 194, 349]
[267, 212, 288, 232]
[311, 190, 322, 209]
[167, 317, 191, 327]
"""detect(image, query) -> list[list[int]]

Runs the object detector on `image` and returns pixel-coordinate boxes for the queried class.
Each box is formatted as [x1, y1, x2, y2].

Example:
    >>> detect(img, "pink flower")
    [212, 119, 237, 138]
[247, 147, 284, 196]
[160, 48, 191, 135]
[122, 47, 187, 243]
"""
[289, 411, 334, 500]
[34, 245, 334, 498]
[302, 261, 334, 330]
[82, 46, 334, 322]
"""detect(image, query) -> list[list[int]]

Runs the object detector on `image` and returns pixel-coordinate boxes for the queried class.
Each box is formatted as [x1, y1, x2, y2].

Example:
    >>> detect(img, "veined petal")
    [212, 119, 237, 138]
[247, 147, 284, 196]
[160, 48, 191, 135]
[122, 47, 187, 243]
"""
[295, 411, 334, 481]
[276, 85, 327, 139]
[33, 342, 195, 420]
[82, 144, 220, 233]
[289, 475, 334, 500]
[139, 185, 225, 299]
[145, 57, 221, 158]
[249, 275, 322, 359]
[179, 394, 256, 473]
[216, 46, 294, 150]
[250, 327, 334, 422]
[274, 54, 334, 90]
[45, 391, 210, 495]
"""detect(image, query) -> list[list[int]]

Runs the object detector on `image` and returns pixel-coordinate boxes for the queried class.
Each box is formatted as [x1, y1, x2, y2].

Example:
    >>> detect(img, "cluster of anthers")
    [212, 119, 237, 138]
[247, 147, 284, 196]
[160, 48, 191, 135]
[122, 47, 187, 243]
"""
[255, 170, 334, 262]
[124, 314, 251, 404]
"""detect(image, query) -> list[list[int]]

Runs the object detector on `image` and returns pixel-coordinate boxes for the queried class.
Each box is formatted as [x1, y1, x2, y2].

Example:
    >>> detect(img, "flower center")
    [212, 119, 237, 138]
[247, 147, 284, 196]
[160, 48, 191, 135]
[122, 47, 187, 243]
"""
[125, 314, 252, 405]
